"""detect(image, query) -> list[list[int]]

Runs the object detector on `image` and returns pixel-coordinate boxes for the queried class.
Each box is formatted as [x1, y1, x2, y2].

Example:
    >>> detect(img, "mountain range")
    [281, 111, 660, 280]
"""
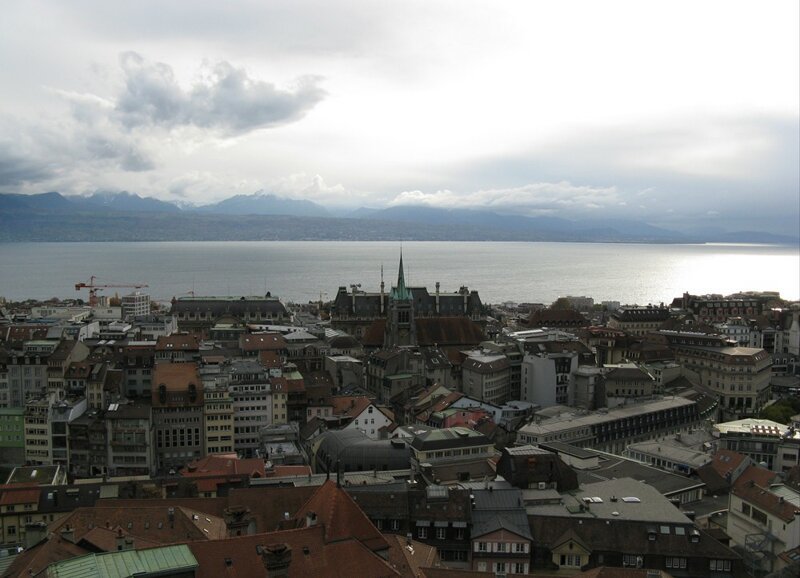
[0, 191, 796, 245]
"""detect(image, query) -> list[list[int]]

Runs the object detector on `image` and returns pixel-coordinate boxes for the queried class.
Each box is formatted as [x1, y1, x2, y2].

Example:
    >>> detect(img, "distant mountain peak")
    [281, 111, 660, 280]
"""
[197, 190, 330, 218]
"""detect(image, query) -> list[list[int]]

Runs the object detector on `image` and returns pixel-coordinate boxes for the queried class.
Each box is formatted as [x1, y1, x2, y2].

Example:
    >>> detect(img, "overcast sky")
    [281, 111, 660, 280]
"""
[1, 0, 798, 234]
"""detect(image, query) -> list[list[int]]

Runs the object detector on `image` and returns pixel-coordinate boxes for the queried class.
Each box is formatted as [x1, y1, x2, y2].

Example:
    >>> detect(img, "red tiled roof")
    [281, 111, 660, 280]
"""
[50, 505, 227, 544]
[181, 454, 266, 478]
[732, 466, 795, 523]
[268, 465, 312, 478]
[330, 396, 372, 418]
[708, 449, 748, 479]
[385, 534, 438, 577]
[0, 488, 40, 505]
[194, 478, 227, 493]
[414, 317, 486, 347]
[292, 480, 389, 553]
[735, 465, 778, 489]
[240, 333, 287, 352]
[188, 525, 400, 578]
[286, 378, 306, 393]
[78, 525, 160, 551]
[155, 334, 200, 351]
[415, 391, 463, 422]
[3, 533, 90, 578]
[259, 351, 282, 369]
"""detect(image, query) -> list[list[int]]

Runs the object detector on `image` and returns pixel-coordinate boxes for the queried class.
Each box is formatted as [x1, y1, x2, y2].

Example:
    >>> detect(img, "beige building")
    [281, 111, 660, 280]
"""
[607, 305, 671, 336]
[152, 363, 205, 471]
[271, 377, 288, 425]
[670, 341, 771, 418]
[203, 385, 234, 455]
[462, 352, 510, 405]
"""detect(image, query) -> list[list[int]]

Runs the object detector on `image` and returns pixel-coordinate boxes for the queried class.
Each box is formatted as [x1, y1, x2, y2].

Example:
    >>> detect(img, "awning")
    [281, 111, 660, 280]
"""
[434, 521, 449, 528]
[452, 521, 468, 528]
[416, 520, 431, 527]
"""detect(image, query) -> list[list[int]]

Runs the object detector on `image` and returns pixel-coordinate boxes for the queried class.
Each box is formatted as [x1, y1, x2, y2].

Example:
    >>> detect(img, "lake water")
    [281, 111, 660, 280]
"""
[0, 241, 797, 305]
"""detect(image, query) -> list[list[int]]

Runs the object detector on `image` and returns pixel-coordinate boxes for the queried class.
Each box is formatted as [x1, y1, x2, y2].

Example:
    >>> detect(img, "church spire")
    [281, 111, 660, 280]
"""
[390, 251, 411, 301]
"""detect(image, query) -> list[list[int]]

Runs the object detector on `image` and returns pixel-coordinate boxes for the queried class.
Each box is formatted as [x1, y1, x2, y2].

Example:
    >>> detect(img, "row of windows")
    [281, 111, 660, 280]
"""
[476, 562, 526, 574]
[476, 541, 527, 553]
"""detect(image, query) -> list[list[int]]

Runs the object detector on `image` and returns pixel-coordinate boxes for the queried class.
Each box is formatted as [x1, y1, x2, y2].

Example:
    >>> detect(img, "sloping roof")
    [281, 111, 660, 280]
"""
[187, 525, 400, 578]
[3, 533, 91, 578]
[240, 333, 287, 352]
[50, 505, 226, 545]
[181, 454, 266, 478]
[42, 544, 198, 578]
[155, 334, 199, 351]
[415, 317, 486, 347]
[471, 488, 532, 541]
[292, 480, 389, 553]
[410, 427, 491, 451]
[268, 465, 313, 478]
[734, 465, 778, 489]
[102, 485, 318, 535]
[384, 534, 439, 578]
[732, 468, 798, 523]
[259, 350, 283, 369]
[329, 335, 360, 349]
[530, 516, 739, 561]
[0, 488, 40, 505]
[331, 396, 373, 418]
[706, 449, 748, 480]
[77, 526, 160, 552]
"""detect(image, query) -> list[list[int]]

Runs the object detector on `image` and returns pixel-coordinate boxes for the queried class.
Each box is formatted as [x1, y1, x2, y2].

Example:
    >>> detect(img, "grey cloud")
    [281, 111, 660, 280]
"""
[116, 52, 325, 134]
[446, 114, 799, 234]
[0, 145, 55, 190]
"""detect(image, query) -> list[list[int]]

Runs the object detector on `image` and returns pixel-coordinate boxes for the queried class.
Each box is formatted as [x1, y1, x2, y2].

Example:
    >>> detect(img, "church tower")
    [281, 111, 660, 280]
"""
[385, 253, 416, 347]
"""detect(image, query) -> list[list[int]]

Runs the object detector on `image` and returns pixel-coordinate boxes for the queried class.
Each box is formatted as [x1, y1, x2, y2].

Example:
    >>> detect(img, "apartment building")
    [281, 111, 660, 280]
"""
[518, 394, 717, 454]
[607, 305, 672, 336]
[663, 331, 772, 418]
[228, 360, 272, 457]
[727, 466, 800, 574]
[152, 363, 205, 471]
[203, 384, 234, 455]
[462, 351, 510, 405]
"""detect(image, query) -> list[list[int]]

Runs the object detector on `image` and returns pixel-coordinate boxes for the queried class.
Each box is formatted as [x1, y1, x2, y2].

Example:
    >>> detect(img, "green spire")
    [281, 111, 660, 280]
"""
[390, 251, 411, 301]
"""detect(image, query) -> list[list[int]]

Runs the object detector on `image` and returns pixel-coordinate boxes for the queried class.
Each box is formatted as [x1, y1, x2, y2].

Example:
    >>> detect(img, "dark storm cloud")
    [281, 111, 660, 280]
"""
[0, 144, 55, 190]
[116, 52, 326, 134]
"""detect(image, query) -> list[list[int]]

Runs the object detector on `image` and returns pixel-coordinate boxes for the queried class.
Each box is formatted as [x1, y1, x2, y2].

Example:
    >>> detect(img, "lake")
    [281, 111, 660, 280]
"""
[0, 241, 797, 305]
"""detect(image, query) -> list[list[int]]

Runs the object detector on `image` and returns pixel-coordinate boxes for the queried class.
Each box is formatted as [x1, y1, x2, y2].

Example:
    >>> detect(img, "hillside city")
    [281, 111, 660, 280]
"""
[0, 257, 799, 578]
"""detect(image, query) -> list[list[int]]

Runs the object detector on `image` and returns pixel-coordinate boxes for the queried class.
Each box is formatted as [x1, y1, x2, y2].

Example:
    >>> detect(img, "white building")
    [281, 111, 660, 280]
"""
[122, 291, 150, 318]
[521, 350, 579, 407]
[727, 469, 800, 574]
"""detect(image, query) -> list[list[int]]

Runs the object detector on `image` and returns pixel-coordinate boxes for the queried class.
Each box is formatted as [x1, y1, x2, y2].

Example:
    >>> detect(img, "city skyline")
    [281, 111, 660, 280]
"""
[1, 1, 798, 235]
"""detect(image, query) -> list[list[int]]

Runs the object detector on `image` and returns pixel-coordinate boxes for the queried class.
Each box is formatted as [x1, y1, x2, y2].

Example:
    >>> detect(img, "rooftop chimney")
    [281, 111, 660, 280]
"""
[60, 524, 74, 544]
[259, 543, 292, 578]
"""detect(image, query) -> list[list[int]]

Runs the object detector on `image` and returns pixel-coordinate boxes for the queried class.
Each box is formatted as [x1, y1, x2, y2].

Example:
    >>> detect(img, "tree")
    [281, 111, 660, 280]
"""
[759, 398, 800, 424]
[550, 297, 574, 310]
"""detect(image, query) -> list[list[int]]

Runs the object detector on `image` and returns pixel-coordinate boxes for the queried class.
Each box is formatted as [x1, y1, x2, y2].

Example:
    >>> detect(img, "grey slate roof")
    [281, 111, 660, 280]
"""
[471, 488, 532, 540]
